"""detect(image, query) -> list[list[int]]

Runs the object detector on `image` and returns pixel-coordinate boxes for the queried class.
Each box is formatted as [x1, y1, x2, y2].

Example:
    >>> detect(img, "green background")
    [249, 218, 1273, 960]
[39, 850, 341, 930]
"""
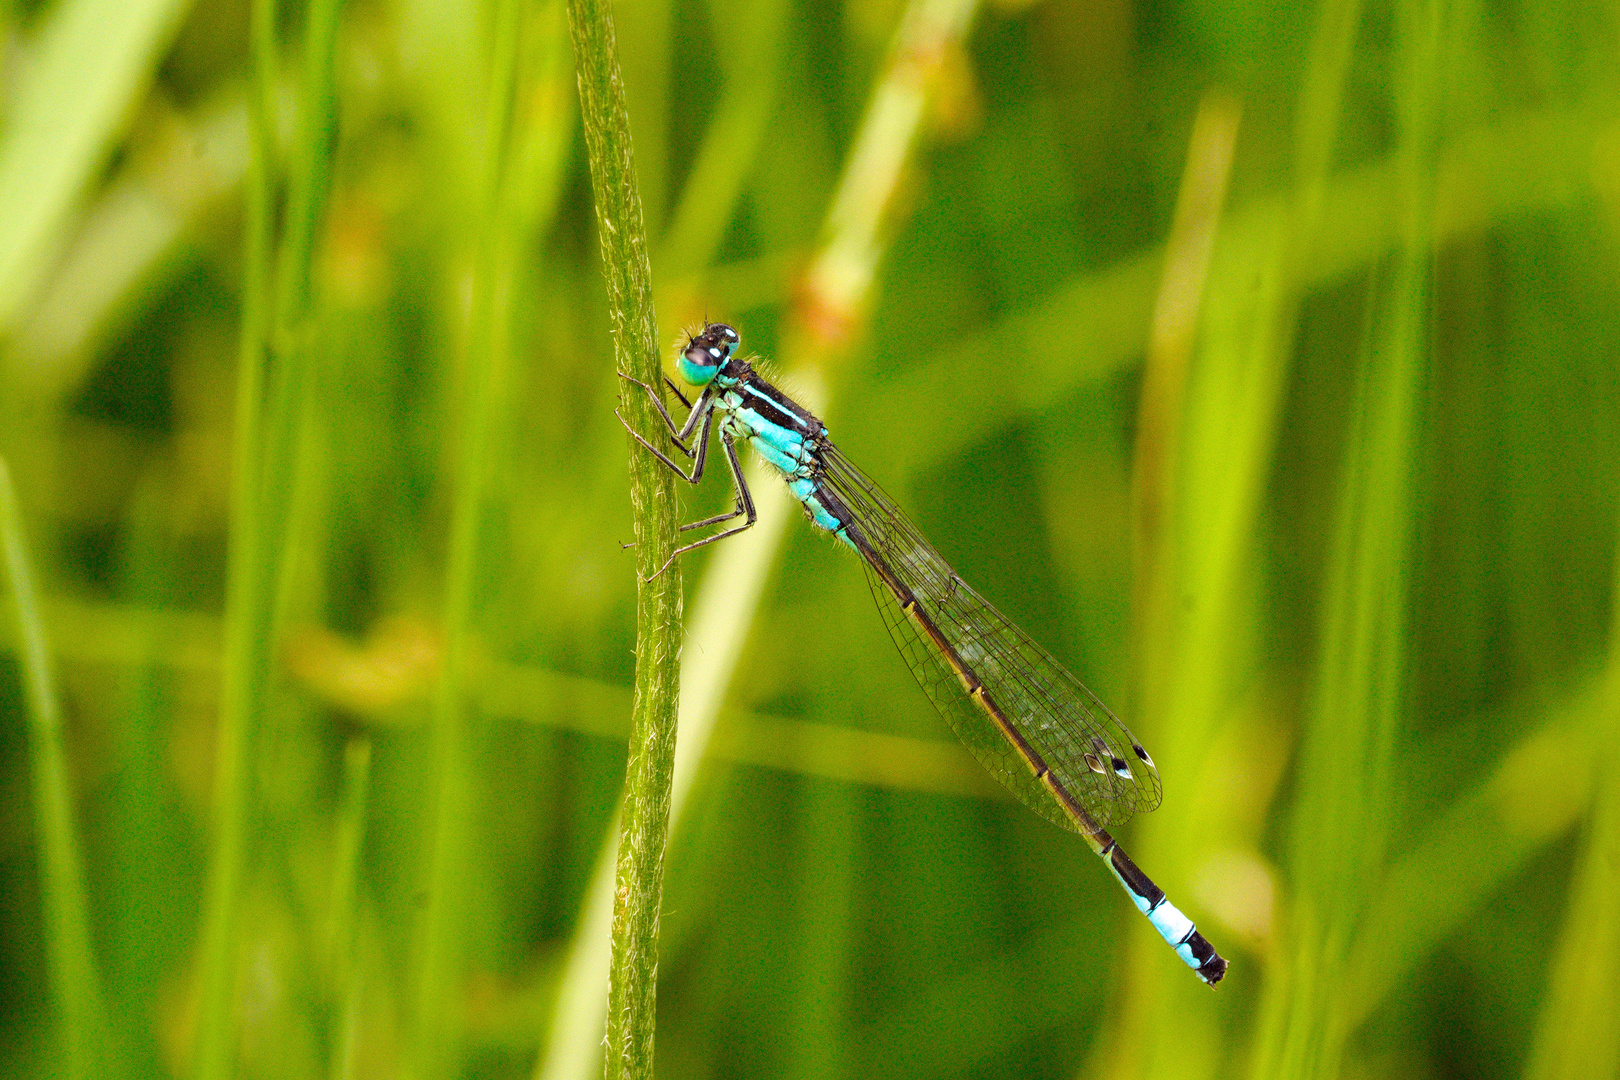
[1, 0, 1618, 1077]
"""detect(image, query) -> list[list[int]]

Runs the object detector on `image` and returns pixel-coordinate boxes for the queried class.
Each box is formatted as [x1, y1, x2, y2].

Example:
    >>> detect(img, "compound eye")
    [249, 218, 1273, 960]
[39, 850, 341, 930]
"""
[677, 336, 723, 387]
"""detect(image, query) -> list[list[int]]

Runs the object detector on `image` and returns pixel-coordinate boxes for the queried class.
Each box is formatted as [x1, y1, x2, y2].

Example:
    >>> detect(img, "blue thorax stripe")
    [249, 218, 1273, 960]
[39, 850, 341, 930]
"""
[738, 375, 822, 433]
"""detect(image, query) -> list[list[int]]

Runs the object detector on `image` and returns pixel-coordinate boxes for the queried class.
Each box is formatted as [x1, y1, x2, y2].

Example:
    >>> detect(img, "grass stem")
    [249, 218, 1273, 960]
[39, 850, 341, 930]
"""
[566, 0, 681, 1076]
[0, 456, 105, 1080]
[188, 0, 278, 1073]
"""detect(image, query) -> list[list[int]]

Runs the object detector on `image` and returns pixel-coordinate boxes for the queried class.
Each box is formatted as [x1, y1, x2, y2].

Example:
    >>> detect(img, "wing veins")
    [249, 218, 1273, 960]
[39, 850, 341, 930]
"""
[821, 448, 1162, 829]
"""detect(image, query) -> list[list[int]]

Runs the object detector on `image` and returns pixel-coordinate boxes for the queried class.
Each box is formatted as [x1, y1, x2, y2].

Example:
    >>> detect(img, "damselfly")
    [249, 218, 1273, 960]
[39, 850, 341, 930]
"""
[619, 323, 1227, 986]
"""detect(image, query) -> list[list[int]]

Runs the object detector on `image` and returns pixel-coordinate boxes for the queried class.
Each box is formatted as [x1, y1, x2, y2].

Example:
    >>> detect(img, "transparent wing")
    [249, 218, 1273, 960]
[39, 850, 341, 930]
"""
[819, 446, 1162, 831]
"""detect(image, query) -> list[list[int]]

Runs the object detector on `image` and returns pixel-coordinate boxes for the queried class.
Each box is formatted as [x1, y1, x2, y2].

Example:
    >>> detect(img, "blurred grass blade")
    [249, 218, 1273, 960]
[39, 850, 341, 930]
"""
[858, 106, 1610, 489]
[1347, 675, 1604, 1025]
[264, 0, 345, 635]
[191, 0, 337, 1071]
[535, 812, 621, 1080]
[1522, 525, 1620, 1080]
[272, 0, 343, 333]
[328, 738, 372, 1080]
[655, 0, 790, 280]
[0, 455, 106, 1080]
[8, 87, 251, 408]
[1132, 89, 1241, 645]
[1099, 91, 1243, 1080]
[797, 0, 980, 349]
[1525, 761, 1620, 1077]
[0, 0, 192, 330]
[505, 0, 577, 247]
[103, 481, 188, 1079]
[407, 0, 521, 1071]
[1116, 0, 1369, 1069]
[1257, 0, 1440, 1075]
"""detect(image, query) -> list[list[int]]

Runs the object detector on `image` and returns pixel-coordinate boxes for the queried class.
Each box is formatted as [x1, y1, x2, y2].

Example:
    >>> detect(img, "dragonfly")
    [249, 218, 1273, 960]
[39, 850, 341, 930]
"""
[618, 323, 1227, 986]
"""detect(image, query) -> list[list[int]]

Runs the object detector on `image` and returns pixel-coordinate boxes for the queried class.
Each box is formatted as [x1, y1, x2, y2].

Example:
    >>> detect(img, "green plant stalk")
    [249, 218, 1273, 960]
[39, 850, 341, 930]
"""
[189, 0, 277, 1072]
[407, 0, 522, 1071]
[264, 0, 343, 641]
[194, 0, 344, 1071]
[1104, 98, 1241, 1080]
[0, 457, 106, 1080]
[273, 0, 341, 329]
[328, 738, 372, 1080]
[567, 1, 682, 1077]
[267, 0, 345, 642]
[1271, 268, 1423, 1080]
[502, 0, 575, 252]
[1526, 746, 1620, 1079]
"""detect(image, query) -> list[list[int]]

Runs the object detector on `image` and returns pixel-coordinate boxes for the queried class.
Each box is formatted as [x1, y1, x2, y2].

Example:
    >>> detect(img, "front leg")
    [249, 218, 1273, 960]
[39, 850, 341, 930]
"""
[618, 400, 714, 484]
[647, 432, 758, 580]
[618, 372, 710, 447]
[663, 377, 692, 409]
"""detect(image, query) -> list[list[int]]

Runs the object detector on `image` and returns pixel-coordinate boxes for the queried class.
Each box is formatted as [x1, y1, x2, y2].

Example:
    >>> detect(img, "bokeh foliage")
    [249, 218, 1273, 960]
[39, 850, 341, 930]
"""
[2, 0, 1619, 1077]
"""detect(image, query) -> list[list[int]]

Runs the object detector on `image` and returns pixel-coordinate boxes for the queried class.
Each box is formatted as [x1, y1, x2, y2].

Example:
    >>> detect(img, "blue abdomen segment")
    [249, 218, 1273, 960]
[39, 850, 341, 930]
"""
[789, 478, 859, 552]
[800, 492, 846, 535]
[748, 434, 804, 475]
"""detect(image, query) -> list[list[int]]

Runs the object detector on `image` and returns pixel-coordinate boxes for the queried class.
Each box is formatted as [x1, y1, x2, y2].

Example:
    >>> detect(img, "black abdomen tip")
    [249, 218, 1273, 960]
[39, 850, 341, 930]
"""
[1184, 930, 1229, 986]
